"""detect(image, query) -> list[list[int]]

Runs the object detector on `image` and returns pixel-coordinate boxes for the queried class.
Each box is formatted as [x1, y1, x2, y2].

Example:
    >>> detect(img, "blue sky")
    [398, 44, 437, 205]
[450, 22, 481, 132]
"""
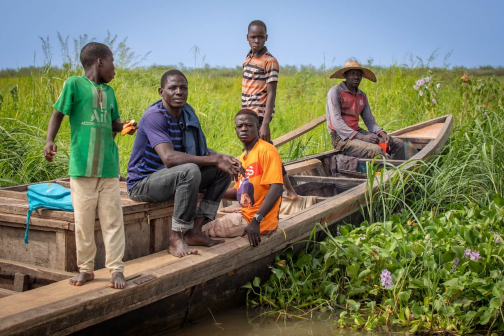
[1, 0, 503, 70]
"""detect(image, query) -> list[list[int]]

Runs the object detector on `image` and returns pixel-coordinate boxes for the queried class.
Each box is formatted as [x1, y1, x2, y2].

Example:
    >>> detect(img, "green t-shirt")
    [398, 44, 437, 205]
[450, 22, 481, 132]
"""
[54, 75, 120, 178]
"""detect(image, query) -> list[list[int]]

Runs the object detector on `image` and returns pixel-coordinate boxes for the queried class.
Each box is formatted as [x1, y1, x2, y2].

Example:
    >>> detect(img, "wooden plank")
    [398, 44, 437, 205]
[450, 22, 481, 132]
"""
[389, 115, 447, 136]
[13, 273, 29, 292]
[0, 213, 70, 230]
[284, 159, 322, 175]
[0, 259, 75, 282]
[398, 122, 444, 139]
[290, 176, 365, 191]
[0, 288, 16, 298]
[272, 115, 326, 147]
[0, 190, 28, 201]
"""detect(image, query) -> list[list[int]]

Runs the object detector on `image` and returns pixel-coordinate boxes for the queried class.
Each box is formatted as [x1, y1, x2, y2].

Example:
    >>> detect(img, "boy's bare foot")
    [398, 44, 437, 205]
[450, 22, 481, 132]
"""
[184, 229, 224, 247]
[69, 272, 94, 286]
[108, 272, 126, 289]
[169, 231, 198, 257]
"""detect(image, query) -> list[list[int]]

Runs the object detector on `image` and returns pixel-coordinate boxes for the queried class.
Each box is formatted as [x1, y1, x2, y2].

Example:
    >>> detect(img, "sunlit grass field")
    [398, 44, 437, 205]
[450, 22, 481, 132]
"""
[0, 66, 502, 187]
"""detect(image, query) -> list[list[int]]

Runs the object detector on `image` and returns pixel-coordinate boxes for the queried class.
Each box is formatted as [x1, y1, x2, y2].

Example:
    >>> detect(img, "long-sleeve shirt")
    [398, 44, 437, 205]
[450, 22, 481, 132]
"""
[326, 82, 382, 140]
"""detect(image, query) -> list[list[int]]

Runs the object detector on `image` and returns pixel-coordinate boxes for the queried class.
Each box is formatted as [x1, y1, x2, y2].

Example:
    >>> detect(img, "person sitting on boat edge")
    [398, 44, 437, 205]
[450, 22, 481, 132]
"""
[126, 70, 242, 258]
[326, 60, 405, 160]
[202, 109, 284, 247]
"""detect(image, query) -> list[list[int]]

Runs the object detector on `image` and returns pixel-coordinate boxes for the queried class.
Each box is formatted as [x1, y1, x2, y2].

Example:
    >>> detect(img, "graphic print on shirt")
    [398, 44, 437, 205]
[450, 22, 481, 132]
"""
[85, 87, 109, 177]
[237, 178, 255, 208]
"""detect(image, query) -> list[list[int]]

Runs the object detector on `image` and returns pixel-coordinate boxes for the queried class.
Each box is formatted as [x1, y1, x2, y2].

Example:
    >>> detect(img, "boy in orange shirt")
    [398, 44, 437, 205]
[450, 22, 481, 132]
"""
[202, 109, 283, 246]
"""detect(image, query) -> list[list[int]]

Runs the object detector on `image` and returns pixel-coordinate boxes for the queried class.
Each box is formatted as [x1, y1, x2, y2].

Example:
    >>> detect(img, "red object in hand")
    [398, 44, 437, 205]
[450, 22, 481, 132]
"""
[378, 142, 389, 154]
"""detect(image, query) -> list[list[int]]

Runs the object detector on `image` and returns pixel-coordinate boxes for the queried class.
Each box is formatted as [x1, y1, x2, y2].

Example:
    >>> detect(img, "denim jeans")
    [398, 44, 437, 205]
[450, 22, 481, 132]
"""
[128, 163, 231, 231]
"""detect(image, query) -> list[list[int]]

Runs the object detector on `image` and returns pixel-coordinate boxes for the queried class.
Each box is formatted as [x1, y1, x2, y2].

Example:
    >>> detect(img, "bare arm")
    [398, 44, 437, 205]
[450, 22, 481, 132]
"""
[260, 82, 277, 142]
[223, 188, 237, 200]
[154, 142, 239, 181]
[241, 183, 283, 247]
[44, 110, 65, 162]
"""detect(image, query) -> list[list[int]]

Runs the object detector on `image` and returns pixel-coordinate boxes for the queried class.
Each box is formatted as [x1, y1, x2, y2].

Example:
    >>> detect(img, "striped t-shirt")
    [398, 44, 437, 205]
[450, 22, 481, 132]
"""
[127, 101, 184, 190]
[242, 47, 279, 118]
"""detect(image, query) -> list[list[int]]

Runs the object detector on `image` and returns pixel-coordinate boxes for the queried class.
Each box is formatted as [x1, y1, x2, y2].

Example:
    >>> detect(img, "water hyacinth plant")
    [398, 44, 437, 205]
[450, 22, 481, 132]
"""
[413, 74, 441, 112]
[243, 197, 504, 334]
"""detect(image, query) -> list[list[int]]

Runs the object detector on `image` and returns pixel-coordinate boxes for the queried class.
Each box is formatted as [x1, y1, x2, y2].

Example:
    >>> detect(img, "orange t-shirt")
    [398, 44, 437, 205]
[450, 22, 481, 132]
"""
[234, 139, 283, 234]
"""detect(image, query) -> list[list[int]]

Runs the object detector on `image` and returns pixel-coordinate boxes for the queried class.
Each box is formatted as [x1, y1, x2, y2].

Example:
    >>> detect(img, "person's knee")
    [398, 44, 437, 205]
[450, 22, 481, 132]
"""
[181, 163, 201, 184]
[365, 145, 384, 159]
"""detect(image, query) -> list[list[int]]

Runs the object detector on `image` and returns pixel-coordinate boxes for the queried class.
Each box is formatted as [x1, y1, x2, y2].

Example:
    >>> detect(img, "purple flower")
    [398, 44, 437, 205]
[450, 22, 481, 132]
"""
[413, 85, 419, 90]
[380, 269, 393, 289]
[470, 250, 481, 262]
[336, 227, 341, 236]
[419, 91, 424, 97]
[425, 77, 431, 83]
[463, 249, 471, 258]
[451, 258, 460, 272]
[417, 79, 425, 86]
[360, 236, 366, 240]
[436, 83, 441, 89]
[494, 236, 502, 244]
[432, 99, 437, 104]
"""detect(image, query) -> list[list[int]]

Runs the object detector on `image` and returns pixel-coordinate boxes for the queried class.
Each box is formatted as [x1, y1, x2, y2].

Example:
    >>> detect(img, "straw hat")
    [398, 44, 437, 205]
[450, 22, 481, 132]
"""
[330, 60, 377, 82]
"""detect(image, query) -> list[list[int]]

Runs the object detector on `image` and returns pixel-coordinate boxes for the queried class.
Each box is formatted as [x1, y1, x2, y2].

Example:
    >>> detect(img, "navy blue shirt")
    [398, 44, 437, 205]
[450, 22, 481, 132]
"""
[127, 101, 184, 190]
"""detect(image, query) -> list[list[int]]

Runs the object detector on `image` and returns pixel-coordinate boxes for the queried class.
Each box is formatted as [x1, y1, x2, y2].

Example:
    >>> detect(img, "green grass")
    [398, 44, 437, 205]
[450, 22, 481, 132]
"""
[0, 66, 502, 187]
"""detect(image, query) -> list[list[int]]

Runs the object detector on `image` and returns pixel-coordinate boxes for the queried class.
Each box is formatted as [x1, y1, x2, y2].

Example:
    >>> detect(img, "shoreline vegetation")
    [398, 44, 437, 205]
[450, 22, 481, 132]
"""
[1, 35, 504, 334]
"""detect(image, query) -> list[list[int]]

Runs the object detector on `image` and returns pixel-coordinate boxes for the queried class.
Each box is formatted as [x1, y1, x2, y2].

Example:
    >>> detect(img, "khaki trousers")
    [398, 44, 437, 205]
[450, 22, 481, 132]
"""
[70, 177, 125, 274]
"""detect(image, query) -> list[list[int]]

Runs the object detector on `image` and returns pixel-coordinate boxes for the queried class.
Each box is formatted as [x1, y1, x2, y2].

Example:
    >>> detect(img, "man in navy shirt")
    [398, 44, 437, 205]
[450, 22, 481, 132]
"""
[127, 70, 241, 257]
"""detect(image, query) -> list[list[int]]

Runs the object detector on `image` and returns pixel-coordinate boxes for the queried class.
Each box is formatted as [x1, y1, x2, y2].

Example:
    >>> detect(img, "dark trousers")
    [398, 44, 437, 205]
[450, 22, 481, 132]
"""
[128, 164, 231, 231]
[330, 130, 405, 160]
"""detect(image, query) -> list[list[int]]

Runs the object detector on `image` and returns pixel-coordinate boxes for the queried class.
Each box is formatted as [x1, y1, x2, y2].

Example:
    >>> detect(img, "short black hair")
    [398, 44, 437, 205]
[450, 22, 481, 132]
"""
[248, 20, 267, 33]
[235, 108, 259, 122]
[161, 69, 188, 88]
[80, 42, 112, 68]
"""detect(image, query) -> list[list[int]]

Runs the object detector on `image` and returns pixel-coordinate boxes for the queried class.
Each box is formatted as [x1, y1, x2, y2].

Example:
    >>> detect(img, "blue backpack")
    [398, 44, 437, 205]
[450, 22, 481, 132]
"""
[25, 183, 74, 244]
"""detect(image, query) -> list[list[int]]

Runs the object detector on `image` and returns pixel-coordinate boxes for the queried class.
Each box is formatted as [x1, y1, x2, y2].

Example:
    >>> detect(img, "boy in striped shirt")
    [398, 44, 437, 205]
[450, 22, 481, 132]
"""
[242, 20, 298, 200]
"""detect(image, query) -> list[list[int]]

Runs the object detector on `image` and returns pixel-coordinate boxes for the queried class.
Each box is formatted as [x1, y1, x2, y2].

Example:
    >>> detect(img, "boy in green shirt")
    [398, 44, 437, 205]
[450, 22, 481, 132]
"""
[44, 42, 136, 289]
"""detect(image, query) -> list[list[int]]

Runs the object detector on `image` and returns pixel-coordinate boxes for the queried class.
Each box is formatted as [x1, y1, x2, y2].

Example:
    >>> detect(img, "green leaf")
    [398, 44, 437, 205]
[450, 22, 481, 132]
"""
[398, 291, 410, 302]
[489, 298, 502, 310]
[347, 265, 359, 278]
[252, 277, 261, 287]
[241, 282, 252, 289]
[347, 299, 360, 312]
[348, 243, 360, 257]
[358, 269, 371, 280]
[464, 228, 477, 245]
[494, 194, 504, 207]
[451, 246, 465, 258]
[367, 301, 376, 310]
[464, 310, 477, 323]
[480, 308, 496, 325]
[271, 268, 284, 280]
[411, 303, 423, 317]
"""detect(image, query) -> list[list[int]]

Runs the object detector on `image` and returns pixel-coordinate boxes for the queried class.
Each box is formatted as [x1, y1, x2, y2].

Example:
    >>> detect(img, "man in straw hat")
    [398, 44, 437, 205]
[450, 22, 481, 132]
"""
[326, 60, 404, 159]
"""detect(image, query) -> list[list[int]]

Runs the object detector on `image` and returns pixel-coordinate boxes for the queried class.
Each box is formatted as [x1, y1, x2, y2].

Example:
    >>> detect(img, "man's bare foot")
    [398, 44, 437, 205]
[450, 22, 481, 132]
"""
[69, 272, 94, 286]
[185, 229, 224, 247]
[169, 231, 198, 257]
[283, 190, 299, 201]
[108, 272, 126, 289]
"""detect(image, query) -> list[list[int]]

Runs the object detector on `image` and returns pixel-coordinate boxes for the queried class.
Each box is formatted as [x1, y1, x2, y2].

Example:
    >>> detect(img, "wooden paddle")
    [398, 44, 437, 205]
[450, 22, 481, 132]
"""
[271, 115, 326, 147]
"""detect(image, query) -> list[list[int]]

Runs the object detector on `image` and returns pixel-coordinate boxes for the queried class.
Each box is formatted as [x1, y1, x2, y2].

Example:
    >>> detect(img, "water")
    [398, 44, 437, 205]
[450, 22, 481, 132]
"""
[164, 306, 399, 336]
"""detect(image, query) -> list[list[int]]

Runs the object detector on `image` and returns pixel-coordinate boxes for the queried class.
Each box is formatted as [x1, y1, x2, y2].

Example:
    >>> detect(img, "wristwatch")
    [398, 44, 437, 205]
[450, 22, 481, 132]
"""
[253, 213, 264, 223]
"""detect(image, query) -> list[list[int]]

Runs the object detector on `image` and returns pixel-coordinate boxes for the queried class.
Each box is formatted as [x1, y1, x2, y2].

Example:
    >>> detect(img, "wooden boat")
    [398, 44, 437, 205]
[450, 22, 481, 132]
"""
[0, 115, 452, 335]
